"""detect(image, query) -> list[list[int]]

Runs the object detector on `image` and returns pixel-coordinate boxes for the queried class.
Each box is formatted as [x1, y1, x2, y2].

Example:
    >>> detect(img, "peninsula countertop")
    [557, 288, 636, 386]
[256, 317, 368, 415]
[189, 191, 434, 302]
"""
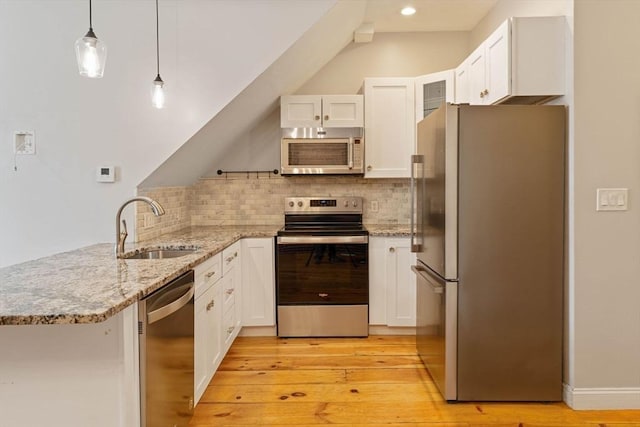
[0, 226, 280, 326]
[0, 224, 410, 326]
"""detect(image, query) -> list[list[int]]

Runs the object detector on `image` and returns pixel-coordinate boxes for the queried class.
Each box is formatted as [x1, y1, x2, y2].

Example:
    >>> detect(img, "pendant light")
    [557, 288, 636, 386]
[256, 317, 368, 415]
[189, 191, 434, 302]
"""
[151, 0, 166, 109]
[74, 0, 107, 78]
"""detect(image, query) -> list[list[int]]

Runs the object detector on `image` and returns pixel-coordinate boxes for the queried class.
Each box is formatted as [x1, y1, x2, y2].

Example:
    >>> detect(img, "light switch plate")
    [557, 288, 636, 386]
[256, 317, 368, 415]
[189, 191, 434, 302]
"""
[596, 188, 628, 211]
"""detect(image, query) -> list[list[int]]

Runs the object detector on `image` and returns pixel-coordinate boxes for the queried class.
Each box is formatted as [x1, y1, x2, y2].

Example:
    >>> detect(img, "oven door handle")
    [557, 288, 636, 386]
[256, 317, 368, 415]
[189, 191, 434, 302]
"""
[277, 235, 368, 245]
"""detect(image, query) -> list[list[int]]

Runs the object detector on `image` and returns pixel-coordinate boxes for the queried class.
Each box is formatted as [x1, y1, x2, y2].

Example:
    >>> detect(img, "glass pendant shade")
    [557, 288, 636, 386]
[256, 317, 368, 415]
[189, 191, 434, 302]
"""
[151, 76, 166, 109]
[75, 29, 107, 78]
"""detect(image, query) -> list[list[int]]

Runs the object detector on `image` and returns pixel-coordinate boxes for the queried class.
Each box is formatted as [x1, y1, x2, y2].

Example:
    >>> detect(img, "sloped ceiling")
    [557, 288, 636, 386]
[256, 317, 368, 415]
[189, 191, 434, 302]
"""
[139, 0, 499, 189]
[140, 0, 367, 188]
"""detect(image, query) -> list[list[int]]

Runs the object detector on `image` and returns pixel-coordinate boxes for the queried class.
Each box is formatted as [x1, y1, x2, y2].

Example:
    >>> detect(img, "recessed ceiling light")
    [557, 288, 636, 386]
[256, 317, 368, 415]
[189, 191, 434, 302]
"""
[401, 6, 416, 16]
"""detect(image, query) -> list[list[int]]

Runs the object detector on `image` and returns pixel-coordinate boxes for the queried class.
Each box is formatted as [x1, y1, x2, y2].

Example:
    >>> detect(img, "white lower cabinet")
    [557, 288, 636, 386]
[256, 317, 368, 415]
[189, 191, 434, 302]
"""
[194, 279, 222, 403]
[194, 253, 223, 404]
[222, 241, 242, 350]
[241, 238, 275, 327]
[369, 236, 417, 327]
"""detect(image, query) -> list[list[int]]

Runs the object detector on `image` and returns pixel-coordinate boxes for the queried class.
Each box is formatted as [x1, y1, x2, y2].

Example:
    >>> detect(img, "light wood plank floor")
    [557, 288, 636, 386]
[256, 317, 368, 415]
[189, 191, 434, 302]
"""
[191, 335, 640, 426]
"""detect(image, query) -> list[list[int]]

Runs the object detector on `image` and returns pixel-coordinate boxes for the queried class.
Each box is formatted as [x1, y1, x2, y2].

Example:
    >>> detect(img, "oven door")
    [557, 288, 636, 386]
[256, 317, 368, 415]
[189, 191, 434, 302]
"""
[276, 235, 368, 305]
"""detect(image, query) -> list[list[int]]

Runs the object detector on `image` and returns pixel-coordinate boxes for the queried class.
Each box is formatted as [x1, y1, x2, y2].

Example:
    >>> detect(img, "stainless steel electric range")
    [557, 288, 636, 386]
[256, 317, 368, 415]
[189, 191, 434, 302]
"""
[276, 197, 369, 337]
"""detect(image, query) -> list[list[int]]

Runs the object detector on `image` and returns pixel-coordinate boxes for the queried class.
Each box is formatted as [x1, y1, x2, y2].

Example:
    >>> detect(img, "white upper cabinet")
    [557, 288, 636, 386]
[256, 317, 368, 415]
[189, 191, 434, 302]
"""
[280, 95, 363, 128]
[454, 58, 470, 105]
[465, 16, 566, 105]
[363, 77, 415, 178]
[414, 70, 455, 122]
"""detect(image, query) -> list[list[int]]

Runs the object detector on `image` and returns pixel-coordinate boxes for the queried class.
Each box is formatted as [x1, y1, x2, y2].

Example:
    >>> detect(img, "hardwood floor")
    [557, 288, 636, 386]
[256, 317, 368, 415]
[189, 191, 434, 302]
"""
[190, 335, 640, 426]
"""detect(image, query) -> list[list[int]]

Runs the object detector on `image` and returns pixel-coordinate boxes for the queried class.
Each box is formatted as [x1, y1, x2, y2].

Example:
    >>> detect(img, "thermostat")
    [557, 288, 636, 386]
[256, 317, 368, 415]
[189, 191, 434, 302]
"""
[96, 166, 115, 183]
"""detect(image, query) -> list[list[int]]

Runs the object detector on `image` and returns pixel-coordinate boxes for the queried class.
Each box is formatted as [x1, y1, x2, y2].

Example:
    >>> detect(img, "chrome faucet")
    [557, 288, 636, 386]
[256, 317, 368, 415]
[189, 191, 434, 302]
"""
[115, 196, 165, 257]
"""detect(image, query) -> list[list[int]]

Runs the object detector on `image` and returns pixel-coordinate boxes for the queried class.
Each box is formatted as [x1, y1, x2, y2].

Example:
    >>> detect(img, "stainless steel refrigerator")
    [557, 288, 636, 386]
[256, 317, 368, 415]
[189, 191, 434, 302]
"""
[411, 104, 565, 402]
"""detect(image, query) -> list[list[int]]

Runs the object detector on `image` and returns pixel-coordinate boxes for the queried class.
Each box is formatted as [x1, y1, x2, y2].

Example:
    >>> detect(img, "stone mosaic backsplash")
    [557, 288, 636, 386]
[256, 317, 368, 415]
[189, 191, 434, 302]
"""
[137, 175, 410, 240]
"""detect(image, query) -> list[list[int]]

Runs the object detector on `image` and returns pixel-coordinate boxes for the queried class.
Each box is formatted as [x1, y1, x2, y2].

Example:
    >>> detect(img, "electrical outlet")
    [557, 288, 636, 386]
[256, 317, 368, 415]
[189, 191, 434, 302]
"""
[371, 200, 379, 212]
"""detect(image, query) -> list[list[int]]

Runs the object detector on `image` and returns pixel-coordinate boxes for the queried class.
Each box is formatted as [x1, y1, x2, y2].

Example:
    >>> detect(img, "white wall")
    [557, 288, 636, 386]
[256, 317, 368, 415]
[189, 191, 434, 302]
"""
[571, 0, 640, 409]
[0, 0, 335, 267]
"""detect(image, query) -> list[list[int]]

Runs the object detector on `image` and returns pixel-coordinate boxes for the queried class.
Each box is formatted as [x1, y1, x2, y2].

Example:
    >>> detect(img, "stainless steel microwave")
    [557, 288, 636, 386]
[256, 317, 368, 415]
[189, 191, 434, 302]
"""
[280, 128, 364, 175]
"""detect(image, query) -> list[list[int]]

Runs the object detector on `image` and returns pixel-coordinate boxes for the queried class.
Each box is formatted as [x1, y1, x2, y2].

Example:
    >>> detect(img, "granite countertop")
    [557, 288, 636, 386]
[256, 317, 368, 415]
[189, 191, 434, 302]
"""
[0, 224, 411, 326]
[0, 226, 279, 326]
[366, 224, 411, 236]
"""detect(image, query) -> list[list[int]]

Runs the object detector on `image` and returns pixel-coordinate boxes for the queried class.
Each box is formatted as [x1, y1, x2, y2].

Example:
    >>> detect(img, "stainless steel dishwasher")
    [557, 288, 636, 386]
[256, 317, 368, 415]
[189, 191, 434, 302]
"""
[138, 270, 195, 427]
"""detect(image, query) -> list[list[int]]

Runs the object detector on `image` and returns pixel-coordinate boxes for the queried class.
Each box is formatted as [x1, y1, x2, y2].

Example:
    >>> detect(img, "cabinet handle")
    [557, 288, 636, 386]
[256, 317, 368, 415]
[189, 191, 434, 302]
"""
[315, 115, 320, 121]
[227, 326, 235, 334]
[483, 89, 489, 96]
[225, 251, 238, 264]
[318, 293, 329, 298]
[206, 300, 215, 311]
[324, 115, 329, 121]
[226, 288, 234, 295]
[479, 91, 484, 98]
[367, 165, 372, 172]
[389, 247, 395, 253]
[205, 271, 216, 279]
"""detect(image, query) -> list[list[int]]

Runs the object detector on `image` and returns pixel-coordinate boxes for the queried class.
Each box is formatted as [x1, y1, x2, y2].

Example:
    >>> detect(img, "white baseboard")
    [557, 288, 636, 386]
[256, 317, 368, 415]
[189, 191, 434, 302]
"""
[563, 383, 640, 409]
[368, 325, 416, 335]
[239, 326, 277, 336]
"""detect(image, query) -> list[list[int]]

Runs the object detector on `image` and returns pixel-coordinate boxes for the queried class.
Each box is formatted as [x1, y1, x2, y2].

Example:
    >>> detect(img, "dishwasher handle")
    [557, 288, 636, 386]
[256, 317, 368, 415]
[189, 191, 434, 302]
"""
[147, 282, 195, 324]
[412, 265, 444, 294]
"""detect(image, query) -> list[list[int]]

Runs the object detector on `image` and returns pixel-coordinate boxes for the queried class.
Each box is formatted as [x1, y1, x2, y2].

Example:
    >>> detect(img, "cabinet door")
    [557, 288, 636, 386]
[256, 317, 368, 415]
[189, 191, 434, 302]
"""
[468, 44, 487, 105]
[454, 59, 470, 105]
[241, 238, 275, 327]
[195, 282, 222, 404]
[414, 70, 454, 122]
[364, 77, 415, 178]
[280, 95, 322, 128]
[322, 95, 364, 127]
[385, 238, 417, 327]
[484, 19, 510, 105]
[368, 237, 387, 325]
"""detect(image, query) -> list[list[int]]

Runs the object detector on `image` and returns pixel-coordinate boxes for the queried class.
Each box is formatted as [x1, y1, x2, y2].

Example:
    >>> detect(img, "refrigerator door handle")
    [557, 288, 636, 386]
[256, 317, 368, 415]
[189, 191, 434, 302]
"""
[411, 265, 443, 294]
[410, 154, 424, 252]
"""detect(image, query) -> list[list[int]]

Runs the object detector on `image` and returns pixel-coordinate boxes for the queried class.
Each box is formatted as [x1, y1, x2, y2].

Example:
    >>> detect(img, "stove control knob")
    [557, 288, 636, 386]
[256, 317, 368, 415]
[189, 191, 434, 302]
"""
[297, 201, 303, 207]
[352, 200, 358, 207]
[344, 200, 349, 207]
[288, 201, 294, 207]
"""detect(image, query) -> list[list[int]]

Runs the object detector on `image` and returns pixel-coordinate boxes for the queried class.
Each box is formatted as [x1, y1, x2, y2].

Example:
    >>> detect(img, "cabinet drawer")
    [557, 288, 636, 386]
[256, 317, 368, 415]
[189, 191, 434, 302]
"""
[194, 253, 222, 299]
[222, 242, 240, 276]
[222, 283, 236, 311]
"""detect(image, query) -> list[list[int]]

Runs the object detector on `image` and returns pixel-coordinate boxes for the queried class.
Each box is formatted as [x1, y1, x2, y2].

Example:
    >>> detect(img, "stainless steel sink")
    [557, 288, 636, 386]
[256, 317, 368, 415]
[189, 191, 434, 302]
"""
[122, 248, 198, 259]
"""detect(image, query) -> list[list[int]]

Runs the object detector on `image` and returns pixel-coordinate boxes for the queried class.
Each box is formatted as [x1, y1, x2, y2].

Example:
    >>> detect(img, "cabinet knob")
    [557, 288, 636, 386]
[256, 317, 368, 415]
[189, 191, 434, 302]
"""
[227, 326, 235, 334]
[367, 165, 372, 172]
[315, 115, 320, 121]
[324, 115, 329, 121]
[389, 247, 395, 253]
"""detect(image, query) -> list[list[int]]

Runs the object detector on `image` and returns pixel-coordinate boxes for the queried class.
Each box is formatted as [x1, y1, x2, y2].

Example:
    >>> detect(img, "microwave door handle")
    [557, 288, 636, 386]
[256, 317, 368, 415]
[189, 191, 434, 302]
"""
[348, 138, 354, 169]
[411, 154, 424, 252]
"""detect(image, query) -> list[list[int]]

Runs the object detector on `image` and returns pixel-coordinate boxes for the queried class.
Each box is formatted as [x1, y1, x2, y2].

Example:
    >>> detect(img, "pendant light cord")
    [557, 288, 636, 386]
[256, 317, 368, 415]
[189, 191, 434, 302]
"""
[89, 0, 93, 30]
[155, 0, 160, 77]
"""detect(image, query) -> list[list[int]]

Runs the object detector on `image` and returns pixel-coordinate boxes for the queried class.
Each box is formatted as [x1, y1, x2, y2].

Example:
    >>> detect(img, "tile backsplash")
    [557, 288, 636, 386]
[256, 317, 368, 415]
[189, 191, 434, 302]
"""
[137, 174, 410, 240]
